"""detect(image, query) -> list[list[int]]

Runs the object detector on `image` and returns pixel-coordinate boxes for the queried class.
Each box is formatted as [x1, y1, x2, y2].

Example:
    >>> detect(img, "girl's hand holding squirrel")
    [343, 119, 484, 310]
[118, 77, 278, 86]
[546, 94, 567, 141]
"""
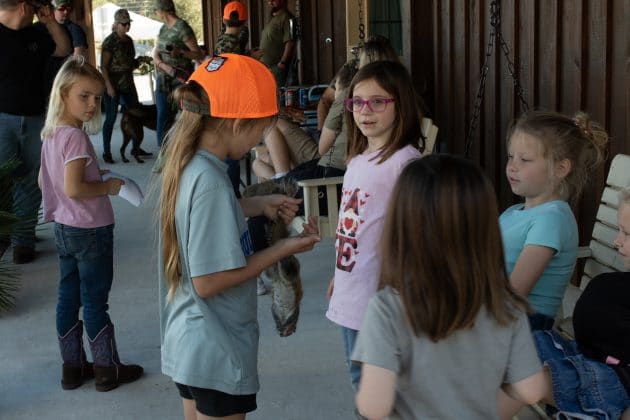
[261, 194, 302, 225]
[105, 178, 124, 196]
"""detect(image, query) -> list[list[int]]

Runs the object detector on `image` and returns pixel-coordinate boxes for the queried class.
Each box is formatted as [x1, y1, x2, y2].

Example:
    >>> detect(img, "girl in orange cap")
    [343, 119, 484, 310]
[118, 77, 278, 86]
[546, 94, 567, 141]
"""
[156, 54, 319, 419]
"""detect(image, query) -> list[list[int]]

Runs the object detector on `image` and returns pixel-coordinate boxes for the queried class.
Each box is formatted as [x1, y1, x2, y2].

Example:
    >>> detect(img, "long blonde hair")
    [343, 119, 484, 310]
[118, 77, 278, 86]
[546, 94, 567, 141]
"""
[159, 81, 270, 300]
[159, 82, 207, 300]
[41, 57, 104, 140]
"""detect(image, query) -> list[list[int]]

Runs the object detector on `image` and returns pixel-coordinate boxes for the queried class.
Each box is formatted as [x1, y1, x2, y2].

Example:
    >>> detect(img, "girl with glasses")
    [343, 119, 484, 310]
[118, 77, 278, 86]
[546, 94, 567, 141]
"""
[326, 60, 424, 390]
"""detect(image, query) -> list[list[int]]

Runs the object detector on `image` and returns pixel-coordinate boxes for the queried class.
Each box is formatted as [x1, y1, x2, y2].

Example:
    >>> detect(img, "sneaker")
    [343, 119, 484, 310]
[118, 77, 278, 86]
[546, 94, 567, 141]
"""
[13, 245, 35, 264]
[256, 277, 268, 296]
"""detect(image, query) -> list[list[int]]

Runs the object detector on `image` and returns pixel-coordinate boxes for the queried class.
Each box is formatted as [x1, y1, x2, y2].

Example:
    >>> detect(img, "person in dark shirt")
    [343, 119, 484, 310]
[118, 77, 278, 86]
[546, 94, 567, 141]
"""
[0, 0, 71, 264]
[43, 0, 88, 97]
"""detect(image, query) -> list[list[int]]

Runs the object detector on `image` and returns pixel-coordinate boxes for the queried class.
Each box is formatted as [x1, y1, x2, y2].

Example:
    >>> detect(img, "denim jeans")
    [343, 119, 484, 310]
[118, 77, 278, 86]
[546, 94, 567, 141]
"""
[528, 312, 555, 331]
[534, 330, 630, 419]
[155, 75, 175, 147]
[54, 223, 114, 340]
[102, 89, 139, 155]
[0, 113, 43, 248]
[341, 327, 361, 390]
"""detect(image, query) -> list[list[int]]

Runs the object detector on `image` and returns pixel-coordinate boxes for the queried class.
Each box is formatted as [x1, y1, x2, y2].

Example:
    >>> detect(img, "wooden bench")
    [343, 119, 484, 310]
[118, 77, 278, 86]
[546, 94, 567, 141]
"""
[555, 153, 630, 338]
[291, 118, 439, 237]
[519, 153, 630, 420]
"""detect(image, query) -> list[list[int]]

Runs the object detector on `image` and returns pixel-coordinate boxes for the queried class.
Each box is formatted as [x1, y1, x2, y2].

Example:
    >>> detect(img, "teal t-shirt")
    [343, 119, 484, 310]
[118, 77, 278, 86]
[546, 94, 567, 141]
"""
[499, 200, 578, 318]
[158, 150, 259, 394]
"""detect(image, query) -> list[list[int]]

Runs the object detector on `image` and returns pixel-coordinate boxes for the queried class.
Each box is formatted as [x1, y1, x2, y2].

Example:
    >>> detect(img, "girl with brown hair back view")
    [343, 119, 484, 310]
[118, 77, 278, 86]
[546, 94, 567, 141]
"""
[352, 155, 547, 419]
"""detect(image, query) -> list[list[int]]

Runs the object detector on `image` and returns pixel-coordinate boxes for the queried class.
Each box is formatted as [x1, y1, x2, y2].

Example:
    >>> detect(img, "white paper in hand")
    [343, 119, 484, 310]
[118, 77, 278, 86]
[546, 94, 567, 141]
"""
[102, 171, 144, 207]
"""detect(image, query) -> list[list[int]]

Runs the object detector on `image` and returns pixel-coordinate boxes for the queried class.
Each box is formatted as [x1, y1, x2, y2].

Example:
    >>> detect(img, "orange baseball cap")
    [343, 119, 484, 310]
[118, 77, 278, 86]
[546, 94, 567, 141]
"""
[187, 54, 278, 119]
[223, 1, 247, 21]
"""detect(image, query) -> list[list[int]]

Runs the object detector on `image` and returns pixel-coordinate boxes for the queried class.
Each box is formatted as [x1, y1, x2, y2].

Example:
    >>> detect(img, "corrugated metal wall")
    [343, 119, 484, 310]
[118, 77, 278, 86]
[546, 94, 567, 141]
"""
[428, 0, 630, 243]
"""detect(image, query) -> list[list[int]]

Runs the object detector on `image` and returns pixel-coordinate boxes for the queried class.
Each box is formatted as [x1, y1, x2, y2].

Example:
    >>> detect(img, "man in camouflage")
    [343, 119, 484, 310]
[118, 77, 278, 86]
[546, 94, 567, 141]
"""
[100, 8, 142, 163]
[214, 1, 263, 59]
[152, 0, 203, 146]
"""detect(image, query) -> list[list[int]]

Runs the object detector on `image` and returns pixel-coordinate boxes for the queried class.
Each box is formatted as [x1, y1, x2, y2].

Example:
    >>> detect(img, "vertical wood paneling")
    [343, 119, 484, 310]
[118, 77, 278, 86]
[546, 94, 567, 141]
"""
[608, 0, 630, 158]
[537, 1, 559, 109]
[430, 0, 630, 242]
[558, 0, 584, 113]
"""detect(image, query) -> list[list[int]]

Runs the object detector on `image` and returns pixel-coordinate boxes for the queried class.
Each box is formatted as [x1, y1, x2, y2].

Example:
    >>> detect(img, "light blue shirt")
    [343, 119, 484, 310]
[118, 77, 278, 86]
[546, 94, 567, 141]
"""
[159, 150, 259, 394]
[499, 200, 578, 318]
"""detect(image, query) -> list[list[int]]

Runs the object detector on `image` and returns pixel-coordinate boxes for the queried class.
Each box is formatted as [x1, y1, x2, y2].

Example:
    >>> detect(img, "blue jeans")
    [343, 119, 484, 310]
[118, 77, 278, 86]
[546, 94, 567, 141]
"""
[54, 223, 114, 340]
[528, 312, 555, 331]
[0, 113, 43, 248]
[341, 327, 361, 390]
[155, 75, 175, 147]
[534, 330, 630, 419]
[102, 89, 139, 155]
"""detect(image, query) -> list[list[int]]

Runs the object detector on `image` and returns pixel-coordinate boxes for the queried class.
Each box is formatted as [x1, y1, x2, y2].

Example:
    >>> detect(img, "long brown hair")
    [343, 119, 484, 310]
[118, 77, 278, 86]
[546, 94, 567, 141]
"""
[507, 110, 609, 204]
[380, 155, 529, 341]
[345, 61, 422, 163]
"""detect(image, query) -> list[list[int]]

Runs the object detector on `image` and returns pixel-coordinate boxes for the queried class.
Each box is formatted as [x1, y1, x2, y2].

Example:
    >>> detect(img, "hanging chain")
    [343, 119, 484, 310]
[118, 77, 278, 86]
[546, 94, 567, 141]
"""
[294, 0, 301, 40]
[465, 0, 529, 157]
[358, 0, 366, 42]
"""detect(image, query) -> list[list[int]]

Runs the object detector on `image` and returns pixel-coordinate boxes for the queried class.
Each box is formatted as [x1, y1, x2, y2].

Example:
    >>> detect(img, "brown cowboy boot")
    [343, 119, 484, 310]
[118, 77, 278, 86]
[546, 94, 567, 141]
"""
[58, 320, 94, 390]
[88, 322, 143, 392]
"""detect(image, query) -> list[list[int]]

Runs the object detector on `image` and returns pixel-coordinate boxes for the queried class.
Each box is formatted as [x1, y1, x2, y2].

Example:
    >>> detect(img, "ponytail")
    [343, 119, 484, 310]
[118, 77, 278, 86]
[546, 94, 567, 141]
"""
[158, 82, 207, 300]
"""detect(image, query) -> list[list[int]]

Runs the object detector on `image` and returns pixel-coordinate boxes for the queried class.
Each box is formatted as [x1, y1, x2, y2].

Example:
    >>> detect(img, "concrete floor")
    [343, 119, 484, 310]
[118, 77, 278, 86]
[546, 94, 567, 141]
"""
[0, 123, 356, 420]
[0, 122, 542, 420]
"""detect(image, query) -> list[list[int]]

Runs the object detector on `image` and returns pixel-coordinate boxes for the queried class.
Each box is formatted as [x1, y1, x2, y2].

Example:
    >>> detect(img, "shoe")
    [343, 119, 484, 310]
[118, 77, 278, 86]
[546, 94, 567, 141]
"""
[13, 245, 35, 264]
[88, 323, 143, 392]
[103, 153, 115, 164]
[257, 277, 268, 296]
[132, 147, 152, 157]
[58, 321, 94, 390]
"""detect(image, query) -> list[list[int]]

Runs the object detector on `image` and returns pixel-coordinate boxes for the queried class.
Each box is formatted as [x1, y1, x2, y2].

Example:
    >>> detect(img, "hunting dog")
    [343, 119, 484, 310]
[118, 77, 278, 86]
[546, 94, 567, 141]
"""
[120, 104, 156, 163]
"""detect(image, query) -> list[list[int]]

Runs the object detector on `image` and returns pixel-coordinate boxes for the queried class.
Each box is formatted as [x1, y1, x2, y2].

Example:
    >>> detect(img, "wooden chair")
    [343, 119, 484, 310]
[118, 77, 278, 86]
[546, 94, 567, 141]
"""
[291, 118, 439, 237]
[516, 154, 630, 420]
[555, 153, 630, 337]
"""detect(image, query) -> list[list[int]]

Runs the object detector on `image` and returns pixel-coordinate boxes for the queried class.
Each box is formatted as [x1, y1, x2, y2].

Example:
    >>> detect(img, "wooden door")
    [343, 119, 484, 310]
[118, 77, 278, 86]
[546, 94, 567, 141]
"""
[299, 0, 347, 85]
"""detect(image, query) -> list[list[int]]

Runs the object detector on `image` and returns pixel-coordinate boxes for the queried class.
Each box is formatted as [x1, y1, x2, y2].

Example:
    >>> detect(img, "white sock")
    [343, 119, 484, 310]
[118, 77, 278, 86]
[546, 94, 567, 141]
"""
[271, 172, 288, 180]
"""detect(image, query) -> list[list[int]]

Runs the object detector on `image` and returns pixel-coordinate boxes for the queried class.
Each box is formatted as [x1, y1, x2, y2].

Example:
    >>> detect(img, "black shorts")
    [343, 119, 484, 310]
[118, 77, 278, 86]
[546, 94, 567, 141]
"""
[175, 382, 257, 417]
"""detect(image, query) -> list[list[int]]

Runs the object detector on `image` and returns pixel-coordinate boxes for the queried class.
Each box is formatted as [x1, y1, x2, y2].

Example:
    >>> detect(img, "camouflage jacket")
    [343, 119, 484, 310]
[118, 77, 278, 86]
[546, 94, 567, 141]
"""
[155, 18, 196, 93]
[101, 32, 136, 93]
[214, 32, 243, 55]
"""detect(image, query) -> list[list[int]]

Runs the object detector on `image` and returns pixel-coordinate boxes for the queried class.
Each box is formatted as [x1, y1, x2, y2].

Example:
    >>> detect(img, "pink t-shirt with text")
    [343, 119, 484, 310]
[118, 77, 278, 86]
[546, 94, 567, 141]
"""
[40, 126, 114, 228]
[326, 144, 422, 330]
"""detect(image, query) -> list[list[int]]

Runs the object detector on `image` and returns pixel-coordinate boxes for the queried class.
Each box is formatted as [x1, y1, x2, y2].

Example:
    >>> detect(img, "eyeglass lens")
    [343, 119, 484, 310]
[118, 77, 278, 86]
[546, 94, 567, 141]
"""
[346, 97, 392, 113]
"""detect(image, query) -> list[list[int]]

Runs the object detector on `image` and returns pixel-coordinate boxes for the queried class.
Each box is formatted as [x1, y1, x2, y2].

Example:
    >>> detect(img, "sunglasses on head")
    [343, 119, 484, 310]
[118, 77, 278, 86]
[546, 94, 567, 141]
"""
[57, 5, 71, 12]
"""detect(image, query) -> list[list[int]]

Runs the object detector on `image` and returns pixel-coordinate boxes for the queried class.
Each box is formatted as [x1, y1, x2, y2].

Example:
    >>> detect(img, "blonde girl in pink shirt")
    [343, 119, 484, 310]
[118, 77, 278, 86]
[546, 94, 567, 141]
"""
[39, 57, 142, 392]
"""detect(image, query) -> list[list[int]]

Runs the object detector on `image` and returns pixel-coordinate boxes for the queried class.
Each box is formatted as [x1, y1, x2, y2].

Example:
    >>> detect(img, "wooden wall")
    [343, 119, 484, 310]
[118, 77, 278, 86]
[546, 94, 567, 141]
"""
[428, 0, 630, 244]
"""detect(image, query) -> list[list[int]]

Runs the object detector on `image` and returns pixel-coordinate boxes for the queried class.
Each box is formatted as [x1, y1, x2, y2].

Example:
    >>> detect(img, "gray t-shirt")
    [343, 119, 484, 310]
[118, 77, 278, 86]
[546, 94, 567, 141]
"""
[159, 150, 259, 394]
[352, 287, 541, 420]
